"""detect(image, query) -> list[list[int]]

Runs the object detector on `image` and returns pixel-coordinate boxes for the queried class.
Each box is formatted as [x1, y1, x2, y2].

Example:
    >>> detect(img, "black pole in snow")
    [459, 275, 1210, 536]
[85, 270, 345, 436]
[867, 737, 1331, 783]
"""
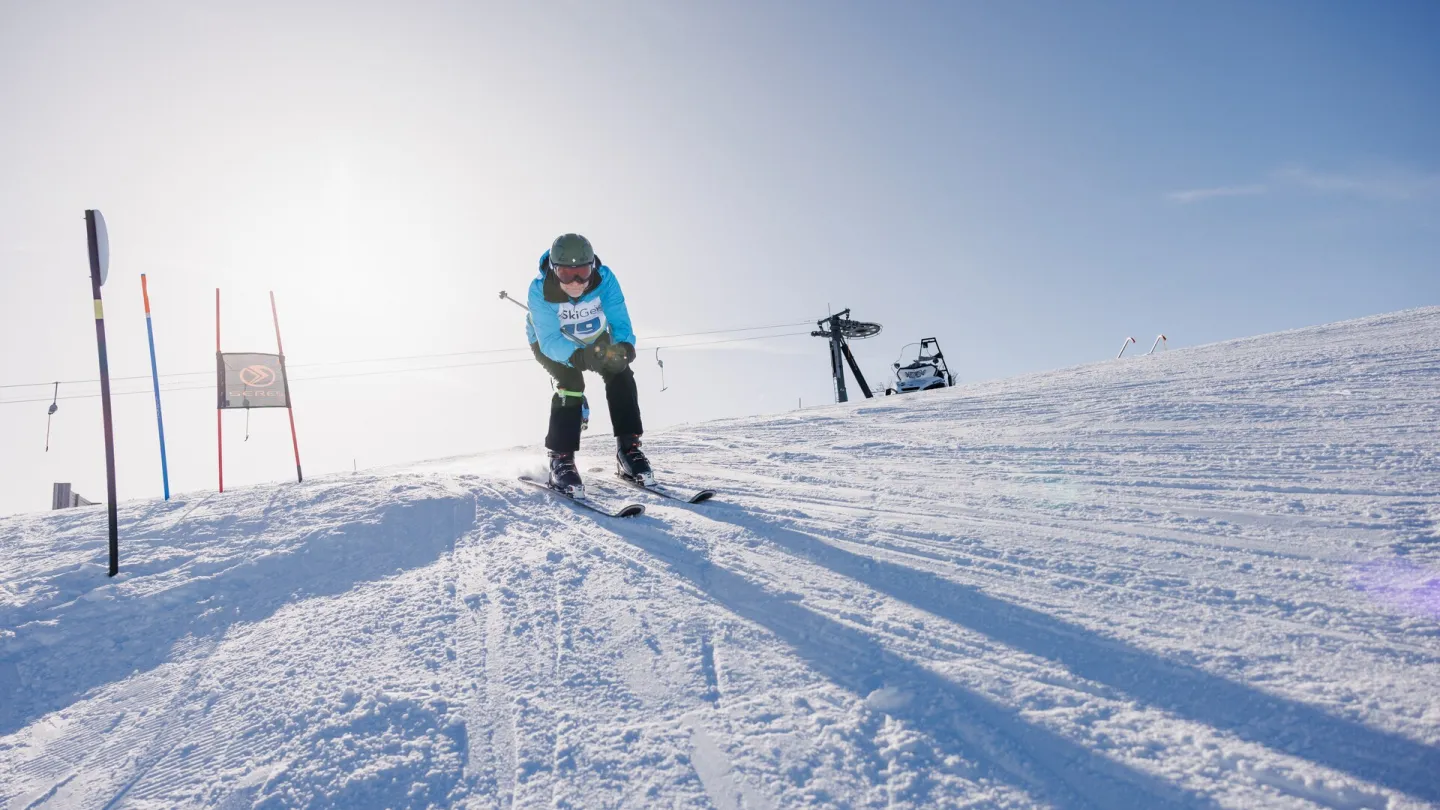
[86, 210, 120, 577]
[840, 341, 873, 399]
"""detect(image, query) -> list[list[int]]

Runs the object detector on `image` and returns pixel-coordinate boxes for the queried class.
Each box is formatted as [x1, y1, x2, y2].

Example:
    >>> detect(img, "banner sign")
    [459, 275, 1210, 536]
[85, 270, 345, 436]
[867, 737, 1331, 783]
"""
[218, 352, 290, 409]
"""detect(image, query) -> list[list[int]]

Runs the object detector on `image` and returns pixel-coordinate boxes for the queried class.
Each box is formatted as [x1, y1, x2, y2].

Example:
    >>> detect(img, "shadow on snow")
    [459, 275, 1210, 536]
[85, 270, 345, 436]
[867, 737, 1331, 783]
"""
[703, 507, 1440, 805]
[0, 490, 477, 738]
[615, 517, 1221, 810]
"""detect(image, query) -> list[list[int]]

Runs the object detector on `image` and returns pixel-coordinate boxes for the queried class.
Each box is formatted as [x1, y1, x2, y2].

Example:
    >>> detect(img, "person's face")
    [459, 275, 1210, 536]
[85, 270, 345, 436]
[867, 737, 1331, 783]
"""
[553, 261, 593, 297]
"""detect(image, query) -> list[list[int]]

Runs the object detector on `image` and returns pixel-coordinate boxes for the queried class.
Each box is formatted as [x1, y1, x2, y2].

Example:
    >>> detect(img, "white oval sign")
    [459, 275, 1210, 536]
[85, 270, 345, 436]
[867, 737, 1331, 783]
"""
[94, 210, 109, 286]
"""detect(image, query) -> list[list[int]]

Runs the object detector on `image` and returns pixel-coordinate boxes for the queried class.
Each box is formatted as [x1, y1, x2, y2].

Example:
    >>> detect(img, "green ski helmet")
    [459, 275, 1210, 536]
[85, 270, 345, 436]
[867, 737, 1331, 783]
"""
[549, 233, 595, 268]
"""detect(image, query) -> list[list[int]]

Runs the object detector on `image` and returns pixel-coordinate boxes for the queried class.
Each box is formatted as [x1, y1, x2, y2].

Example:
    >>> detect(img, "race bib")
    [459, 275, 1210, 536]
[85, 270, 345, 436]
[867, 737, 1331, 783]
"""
[557, 299, 607, 343]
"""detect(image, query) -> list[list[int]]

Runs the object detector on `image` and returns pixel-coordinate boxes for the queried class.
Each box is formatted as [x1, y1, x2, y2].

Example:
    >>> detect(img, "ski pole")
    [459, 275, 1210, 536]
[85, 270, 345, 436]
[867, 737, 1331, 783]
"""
[498, 290, 588, 348]
[500, 290, 593, 405]
[497, 290, 529, 313]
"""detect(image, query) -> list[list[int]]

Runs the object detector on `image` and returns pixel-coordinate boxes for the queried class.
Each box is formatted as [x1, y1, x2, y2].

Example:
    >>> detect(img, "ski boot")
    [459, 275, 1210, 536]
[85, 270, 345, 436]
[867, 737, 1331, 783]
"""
[548, 450, 585, 499]
[616, 435, 655, 487]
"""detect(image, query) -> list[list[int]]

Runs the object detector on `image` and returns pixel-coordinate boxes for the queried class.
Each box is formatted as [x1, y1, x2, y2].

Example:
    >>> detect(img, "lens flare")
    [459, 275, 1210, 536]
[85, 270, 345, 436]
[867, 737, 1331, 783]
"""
[1351, 558, 1440, 620]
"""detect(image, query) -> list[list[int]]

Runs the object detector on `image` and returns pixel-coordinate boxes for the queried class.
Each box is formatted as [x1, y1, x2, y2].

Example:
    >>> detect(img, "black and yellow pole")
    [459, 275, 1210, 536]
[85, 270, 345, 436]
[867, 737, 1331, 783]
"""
[85, 209, 119, 577]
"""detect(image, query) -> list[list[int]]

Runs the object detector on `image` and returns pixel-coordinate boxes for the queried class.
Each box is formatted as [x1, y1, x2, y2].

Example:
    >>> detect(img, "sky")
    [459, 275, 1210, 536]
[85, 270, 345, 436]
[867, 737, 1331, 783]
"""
[1, 0, 1437, 516]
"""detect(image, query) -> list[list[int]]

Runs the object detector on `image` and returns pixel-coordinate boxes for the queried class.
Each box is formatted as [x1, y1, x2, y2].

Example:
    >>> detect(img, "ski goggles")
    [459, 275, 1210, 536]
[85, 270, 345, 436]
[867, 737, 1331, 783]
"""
[551, 260, 594, 285]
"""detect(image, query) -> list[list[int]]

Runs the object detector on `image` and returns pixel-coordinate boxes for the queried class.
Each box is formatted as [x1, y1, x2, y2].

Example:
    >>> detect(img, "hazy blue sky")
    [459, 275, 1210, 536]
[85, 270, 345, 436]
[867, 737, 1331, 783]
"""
[2, 0, 1437, 515]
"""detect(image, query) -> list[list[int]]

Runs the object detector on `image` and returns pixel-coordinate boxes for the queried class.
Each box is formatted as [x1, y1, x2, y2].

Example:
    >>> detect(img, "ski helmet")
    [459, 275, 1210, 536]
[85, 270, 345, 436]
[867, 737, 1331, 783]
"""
[550, 233, 595, 267]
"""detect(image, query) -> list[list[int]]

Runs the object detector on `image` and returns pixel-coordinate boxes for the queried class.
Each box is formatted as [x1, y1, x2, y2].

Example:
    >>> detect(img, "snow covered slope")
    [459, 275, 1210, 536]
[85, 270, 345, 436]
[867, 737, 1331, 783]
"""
[3, 307, 1438, 810]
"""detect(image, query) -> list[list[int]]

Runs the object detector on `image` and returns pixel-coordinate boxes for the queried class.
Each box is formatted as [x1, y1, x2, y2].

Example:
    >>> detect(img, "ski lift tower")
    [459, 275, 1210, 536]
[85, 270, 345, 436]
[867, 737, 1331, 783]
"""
[812, 309, 882, 403]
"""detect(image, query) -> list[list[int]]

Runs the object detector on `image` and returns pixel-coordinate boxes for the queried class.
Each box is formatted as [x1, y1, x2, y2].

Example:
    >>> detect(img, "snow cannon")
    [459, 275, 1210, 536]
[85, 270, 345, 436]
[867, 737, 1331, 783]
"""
[887, 338, 955, 395]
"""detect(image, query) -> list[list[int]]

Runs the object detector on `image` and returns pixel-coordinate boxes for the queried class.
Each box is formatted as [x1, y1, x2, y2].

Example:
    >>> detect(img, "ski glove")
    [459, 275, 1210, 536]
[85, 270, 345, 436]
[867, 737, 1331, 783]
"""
[574, 341, 611, 372]
[568, 339, 633, 374]
[599, 342, 635, 374]
[567, 343, 608, 371]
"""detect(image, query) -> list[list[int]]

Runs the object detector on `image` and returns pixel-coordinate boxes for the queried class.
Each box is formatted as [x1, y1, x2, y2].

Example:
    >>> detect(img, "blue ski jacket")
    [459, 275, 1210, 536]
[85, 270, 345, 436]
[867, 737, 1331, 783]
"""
[526, 251, 636, 366]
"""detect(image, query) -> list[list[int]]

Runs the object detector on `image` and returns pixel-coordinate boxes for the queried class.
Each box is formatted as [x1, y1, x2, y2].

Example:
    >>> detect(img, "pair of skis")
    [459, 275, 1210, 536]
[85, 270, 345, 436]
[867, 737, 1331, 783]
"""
[519, 473, 715, 518]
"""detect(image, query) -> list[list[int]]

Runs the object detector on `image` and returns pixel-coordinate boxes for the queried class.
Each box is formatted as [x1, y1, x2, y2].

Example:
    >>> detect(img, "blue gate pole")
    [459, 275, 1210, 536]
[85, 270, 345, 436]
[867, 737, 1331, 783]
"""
[141, 274, 170, 499]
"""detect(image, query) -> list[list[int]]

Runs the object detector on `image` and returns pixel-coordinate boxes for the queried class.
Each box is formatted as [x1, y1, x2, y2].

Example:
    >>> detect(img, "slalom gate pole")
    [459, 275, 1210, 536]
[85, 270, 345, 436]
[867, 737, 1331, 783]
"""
[1148, 334, 1168, 355]
[141, 275, 171, 499]
[1116, 336, 1136, 359]
[270, 291, 303, 483]
[86, 210, 120, 577]
[216, 288, 224, 493]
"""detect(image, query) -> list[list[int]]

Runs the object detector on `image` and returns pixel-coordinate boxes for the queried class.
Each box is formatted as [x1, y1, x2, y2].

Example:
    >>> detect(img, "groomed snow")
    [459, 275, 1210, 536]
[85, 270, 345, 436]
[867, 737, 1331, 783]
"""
[2, 307, 1438, 809]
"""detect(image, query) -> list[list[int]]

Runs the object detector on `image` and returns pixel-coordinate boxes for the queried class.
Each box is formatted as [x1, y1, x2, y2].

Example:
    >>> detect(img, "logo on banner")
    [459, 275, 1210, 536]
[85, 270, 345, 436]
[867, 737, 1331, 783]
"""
[219, 352, 289, 409]
[239, 365, 276, 387]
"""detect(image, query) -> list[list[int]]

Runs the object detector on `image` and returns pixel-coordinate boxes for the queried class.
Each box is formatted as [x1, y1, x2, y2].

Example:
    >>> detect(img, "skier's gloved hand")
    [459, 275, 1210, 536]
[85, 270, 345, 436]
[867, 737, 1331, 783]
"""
[593, 343, 633, 374]
[582, 341, 608, 372]
[601, 342, 636, 373]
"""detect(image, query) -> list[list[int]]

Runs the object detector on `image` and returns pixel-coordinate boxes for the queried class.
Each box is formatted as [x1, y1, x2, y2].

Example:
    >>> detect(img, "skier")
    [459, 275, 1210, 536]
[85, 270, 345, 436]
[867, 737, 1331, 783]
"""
[527, 233, 652, 498]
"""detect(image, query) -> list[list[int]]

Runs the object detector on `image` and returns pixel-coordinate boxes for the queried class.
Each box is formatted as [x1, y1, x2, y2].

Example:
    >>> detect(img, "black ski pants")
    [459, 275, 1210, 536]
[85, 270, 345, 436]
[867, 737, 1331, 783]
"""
[531, 342, 643, 453]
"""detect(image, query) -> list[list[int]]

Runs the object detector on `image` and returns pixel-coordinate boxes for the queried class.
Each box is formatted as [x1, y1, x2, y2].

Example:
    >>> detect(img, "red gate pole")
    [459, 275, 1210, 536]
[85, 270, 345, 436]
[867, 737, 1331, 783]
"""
[216, 288, 224, 492]
[270, 291, 303, 483]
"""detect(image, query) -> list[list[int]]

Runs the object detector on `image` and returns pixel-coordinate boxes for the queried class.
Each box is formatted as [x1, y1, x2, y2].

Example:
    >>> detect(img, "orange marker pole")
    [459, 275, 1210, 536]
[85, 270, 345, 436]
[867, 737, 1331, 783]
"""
[270, 291, 302, 483]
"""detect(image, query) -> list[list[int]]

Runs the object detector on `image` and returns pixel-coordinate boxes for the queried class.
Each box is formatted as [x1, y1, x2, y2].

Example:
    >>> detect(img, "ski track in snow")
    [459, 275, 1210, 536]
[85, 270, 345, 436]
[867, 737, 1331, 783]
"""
[2, 306, 1439, 809]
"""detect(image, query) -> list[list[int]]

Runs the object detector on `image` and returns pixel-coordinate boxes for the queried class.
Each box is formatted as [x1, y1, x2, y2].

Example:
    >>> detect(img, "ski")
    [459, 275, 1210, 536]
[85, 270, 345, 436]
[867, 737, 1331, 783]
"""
[613, 474, 717, 504]
[519, 477, 645, 518]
